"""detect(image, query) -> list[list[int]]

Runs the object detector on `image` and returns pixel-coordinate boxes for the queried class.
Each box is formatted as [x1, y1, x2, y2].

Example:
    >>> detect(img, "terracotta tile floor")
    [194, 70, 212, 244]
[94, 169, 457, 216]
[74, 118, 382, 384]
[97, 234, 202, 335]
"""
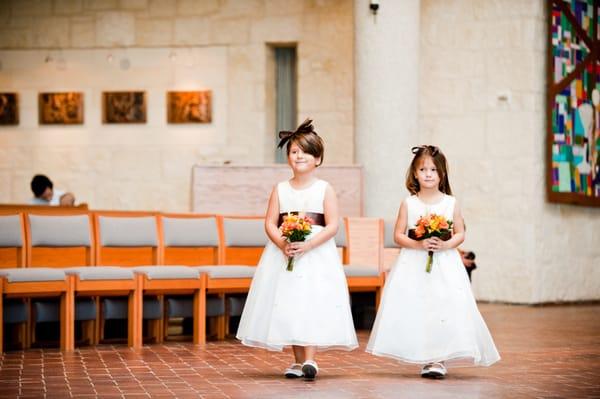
[1, 303, 599, 398]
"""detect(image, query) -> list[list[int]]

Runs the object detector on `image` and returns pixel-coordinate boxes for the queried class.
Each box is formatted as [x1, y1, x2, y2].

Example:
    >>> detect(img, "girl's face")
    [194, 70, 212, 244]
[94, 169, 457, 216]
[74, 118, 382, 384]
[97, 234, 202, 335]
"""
[414, 156, 441, 190]
[288, 142, 320, 174]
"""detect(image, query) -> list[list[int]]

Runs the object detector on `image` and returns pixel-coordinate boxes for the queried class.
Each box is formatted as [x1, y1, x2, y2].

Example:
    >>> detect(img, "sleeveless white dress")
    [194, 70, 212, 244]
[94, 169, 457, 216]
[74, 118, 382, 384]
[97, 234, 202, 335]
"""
[367, 194, 500, 367]
[236, 179, 358, 351]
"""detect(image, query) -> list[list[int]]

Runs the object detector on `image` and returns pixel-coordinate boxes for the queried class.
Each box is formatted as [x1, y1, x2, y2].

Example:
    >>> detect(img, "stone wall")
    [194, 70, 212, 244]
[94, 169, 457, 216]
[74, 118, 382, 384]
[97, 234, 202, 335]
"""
[0, 0, 354, 210]
[419, 0, 600, 303]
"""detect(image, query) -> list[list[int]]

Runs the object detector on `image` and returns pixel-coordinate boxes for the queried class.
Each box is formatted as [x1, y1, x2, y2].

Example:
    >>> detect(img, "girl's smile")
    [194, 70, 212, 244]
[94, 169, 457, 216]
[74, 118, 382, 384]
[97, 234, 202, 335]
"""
[288, 142, 319, 172]
[415, 156, 440, 189]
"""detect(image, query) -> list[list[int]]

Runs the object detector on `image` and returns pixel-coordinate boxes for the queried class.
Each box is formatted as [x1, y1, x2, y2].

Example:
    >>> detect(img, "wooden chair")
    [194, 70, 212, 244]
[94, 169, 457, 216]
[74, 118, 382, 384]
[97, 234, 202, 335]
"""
[0, 213, 29, 350]
[206, 215, 265, 339]
[94, 211, 161, 266]
[0, 213, 27, 268]
[65, 267, 142, 349]
[340, 217, 385, 307]
[0, 203, 88, 213]
[0, 268, 73, 352]
[160, 213, 224, 343]
[93, 211, 160, 345]
[25, 211, 96, 349]
[95, 211, 205, 345]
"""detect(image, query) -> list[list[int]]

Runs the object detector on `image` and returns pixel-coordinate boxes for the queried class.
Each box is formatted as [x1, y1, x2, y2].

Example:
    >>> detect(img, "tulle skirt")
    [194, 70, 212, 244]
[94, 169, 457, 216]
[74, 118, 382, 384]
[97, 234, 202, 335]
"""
[366, 248, 500, 367]
[236, 227, 358, 352]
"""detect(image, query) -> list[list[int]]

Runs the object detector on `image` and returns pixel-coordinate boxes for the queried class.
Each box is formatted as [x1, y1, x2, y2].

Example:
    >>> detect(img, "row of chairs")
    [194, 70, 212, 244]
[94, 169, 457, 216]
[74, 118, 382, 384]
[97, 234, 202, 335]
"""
[0, 209, 396, 352]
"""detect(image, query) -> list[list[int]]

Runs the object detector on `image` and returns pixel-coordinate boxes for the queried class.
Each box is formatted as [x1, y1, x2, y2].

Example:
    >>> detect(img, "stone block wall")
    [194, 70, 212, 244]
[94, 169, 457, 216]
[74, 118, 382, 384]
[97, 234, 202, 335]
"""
[419, 0, 600, 302]
[0, 0, 354, 211]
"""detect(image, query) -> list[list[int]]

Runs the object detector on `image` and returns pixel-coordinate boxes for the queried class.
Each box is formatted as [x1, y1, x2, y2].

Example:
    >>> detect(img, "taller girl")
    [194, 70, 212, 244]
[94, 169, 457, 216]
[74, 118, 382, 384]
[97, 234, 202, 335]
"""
[367, 145, 500, 378]
[236, 119, 358, 380]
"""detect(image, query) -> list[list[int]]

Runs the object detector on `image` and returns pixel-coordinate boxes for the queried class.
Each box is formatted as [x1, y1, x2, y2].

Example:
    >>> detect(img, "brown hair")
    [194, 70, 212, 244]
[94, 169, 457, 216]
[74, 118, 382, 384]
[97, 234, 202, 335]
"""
[278, 118, 325, 166]
[405, 145, 452, 195]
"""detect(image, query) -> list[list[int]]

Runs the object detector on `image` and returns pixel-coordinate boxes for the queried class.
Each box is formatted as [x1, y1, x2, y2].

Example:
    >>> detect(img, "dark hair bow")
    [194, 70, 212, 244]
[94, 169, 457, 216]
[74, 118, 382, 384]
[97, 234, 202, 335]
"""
[278, 118, 316, 148]
[411, 145, 439, 156]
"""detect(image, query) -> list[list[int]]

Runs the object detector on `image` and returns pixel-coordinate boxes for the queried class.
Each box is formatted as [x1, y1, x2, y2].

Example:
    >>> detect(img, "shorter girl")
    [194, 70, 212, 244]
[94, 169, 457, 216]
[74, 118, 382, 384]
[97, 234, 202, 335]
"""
[236, 119, 358, 380]
[367, 145, 500, 378]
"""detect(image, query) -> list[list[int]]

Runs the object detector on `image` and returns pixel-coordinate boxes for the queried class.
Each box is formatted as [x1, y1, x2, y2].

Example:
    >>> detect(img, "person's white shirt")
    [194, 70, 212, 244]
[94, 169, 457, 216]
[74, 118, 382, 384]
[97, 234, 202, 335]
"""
[29, 189, 65, 205]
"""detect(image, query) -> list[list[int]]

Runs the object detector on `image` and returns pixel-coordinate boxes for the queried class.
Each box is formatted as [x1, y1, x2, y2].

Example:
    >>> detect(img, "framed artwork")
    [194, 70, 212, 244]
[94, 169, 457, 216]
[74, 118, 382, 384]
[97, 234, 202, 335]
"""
[547, 0, 600, 206]
[0, 93, 18, 125]
[167, 91, 212, 123]
[39, 92, 84, 125]
[102, 91, 146, 124]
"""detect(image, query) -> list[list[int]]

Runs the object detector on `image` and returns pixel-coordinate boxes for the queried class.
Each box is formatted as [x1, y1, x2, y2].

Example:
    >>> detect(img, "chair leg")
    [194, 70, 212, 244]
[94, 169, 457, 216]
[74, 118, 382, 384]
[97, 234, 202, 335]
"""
[19, 323, 28, 350]
[29, 300, 35, 348]
[149, 319, 161, 344]
[216, 294, 226, 340]
[97, 300, 104, 343]
[216, 315, 226, 340]
[157, 295, 165, 344]
[60, 289, 75, 351]
[82, 320, 95, 345]
[128, 275, 142, 349]
[193, 288, 206, 345]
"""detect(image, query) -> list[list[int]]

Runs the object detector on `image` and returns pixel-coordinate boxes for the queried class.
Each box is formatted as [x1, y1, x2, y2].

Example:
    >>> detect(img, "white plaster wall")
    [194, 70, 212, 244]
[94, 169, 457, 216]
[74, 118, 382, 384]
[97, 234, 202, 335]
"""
[419, 0, 600, 303]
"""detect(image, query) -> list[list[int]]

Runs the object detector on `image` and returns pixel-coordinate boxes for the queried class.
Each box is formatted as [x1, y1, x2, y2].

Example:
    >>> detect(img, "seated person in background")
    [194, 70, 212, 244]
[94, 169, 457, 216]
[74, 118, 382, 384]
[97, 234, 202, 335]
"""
[59, 192, 75, 206]
[459, 249, 477, 282]
[29, 174, 76, 206]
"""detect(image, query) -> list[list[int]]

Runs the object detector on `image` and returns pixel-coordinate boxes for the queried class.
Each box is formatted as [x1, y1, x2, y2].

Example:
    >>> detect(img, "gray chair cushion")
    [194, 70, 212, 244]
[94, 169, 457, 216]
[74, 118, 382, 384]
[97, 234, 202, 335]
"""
[223, 218, 268, 247]
[166, 295, 225, 318]
[103, 297, 160, 320]
[133, 266, 200, 280]
[64, 266, 135, 280]
[29, 214, 91, 247]
[166, 297, 193, 318]
[335, 219, 347, 247]
[384, 219, 399, 248]
[143, 296, 162, 320]
[103, 297, 128, 320]
[0, 215, 23, 247]
[343, 265, 380, 277]
[0, 268, 66, 282]
[195, 265, 256, 279]
[75, 298, 97, 321]
[33, 299, 59, 323]
[162, 217, 219, 247]
[98, 216, 157, 247]
[227, 295, 247, 317]
[207, 296, 225, 317]
[33, 298, 97, 322]
[33, 298, 96, 322]
[3, 300, 27, 324]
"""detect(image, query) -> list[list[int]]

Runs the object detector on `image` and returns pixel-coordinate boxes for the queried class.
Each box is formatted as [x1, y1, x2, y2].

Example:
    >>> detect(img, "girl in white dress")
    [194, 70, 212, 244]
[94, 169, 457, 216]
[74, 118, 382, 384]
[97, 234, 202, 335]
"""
[367, 145, 500, 378]
[236, 119, 358, 380]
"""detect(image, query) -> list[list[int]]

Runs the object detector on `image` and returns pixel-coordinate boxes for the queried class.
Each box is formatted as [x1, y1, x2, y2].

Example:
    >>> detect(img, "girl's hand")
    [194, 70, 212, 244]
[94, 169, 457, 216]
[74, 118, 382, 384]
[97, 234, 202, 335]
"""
[428, 237, 447, 252]
[420, 238, 435, 251]
[282, 242, 295, 257]
[287, 241, 312, 256]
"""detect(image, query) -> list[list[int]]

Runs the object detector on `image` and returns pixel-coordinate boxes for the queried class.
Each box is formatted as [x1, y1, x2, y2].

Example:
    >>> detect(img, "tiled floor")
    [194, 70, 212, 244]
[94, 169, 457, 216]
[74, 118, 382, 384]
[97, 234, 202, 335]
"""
[1, 303, 599, 398]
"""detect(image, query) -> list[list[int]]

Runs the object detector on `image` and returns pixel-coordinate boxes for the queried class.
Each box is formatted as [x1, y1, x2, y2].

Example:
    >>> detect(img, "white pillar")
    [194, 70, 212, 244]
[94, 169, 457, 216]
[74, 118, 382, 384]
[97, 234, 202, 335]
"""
[355, 0, 421, 217]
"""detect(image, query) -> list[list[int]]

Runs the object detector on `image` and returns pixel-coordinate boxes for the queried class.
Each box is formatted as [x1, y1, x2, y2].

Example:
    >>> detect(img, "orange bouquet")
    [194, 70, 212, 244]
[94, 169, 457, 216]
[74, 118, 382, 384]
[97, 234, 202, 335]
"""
[408, 214, 453, 273]
[280, 213, 313, 271]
